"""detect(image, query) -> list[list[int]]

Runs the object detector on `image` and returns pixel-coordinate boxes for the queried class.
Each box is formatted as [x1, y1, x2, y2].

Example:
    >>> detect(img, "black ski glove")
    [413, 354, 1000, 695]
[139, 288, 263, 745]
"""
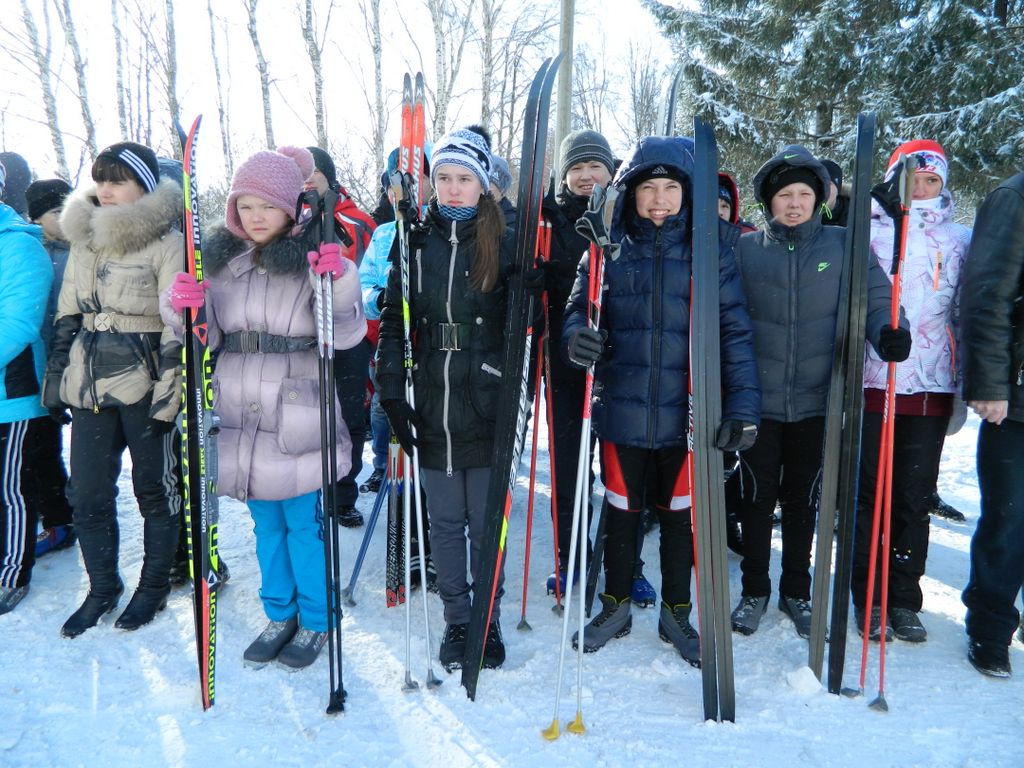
[522, 258, 547, 297]
[381, 398, 422, 456]
[877, 326, 912, 362]
[716, 420, 758, 452]
[870, 179, 904, 221]
[48, 407, 71, 426]
[567, 327, 607, 368]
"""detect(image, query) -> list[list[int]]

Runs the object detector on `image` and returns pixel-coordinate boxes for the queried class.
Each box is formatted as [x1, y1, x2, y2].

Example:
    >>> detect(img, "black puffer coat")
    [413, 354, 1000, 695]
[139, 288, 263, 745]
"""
[562, 136, 761, 449]
[960, 172, 1024, 423]
[377, 201, 515, 472]
[737, 145, 896, 422]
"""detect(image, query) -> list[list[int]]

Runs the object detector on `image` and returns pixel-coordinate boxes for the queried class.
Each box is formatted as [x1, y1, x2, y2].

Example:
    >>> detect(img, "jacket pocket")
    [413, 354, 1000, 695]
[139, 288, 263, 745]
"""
[468, 355, 502, 422]
[277, 377, 322, 455]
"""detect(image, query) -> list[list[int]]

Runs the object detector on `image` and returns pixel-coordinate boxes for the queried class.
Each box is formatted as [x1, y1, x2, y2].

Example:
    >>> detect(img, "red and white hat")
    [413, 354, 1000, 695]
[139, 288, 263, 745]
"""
[885, 139, 947, 187]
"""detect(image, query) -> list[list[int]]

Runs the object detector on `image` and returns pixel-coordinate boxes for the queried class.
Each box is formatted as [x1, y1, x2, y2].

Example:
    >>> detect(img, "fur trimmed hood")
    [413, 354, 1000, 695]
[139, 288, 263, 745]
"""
[60, 178, 182, 255]
[204, 222, 318, 277]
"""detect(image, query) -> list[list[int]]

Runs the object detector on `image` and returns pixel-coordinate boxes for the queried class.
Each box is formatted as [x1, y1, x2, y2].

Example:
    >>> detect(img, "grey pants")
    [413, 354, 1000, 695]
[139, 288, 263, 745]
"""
[420, 466, 503, 625]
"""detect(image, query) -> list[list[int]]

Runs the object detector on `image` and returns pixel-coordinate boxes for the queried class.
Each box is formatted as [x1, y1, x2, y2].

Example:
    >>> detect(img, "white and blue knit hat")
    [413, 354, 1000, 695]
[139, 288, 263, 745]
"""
[431, 127, 493, 191]
[96, 141, 160, 193]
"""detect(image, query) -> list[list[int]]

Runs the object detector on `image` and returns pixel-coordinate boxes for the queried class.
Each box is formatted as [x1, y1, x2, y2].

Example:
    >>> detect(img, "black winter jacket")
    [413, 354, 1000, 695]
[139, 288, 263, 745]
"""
[960, 172, 1024, 423]
[562, 136, 761, 449]
[740, 145, 897, 422]
[377, 201, 515, 472]
[541, 188, 592, 385]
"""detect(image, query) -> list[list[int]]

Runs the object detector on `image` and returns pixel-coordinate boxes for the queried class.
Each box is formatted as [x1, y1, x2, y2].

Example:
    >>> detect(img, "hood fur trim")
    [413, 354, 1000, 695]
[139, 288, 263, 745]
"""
[61, 178, 182, 255]
[204, 222, 318, 277]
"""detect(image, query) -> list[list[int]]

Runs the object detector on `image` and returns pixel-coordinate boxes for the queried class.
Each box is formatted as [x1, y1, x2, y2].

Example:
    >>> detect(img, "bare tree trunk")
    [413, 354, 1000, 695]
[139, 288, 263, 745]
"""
[245, 0, 275, 149]
[572, 49, 610, 134]
[479, 0, 497, 127]
[300, 0, 333, 149]
[54, 0, 97, 158]
[19, 0, 69, 178]
[615, 42, 659, 146]
[362, 0, 386, 171]
[425, 0, 477, 136]
[164, 0, 181, 159]
[111, 0, 128, 137]
[206, 0, 234, 178]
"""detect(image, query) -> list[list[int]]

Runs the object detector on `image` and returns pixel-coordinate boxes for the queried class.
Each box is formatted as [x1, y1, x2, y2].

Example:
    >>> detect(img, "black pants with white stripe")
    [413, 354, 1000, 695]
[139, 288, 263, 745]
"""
[0, 420, 36, 588]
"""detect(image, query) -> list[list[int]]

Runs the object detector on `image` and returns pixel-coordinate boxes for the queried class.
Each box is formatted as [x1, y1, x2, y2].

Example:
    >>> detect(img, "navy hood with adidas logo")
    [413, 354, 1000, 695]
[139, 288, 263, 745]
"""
[561, 136, 760, 449]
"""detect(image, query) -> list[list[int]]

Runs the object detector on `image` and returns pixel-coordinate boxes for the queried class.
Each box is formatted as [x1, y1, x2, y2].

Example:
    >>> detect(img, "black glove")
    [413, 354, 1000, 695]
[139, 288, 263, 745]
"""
[567, 327, 607, 368]
[877, 326, 912, 362]
[141, 419, 176, 440]
[522, 258, 547, 297]
[870, 179, 904, 221]
[381, 398, 422, 456]
[48, 407, 71, 426]
[716, 420, 758, 452]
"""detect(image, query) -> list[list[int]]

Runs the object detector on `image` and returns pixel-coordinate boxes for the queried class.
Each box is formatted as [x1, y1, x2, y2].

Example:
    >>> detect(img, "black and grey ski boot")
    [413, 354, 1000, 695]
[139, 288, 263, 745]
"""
[778, 595, 813, 639]
[572, 593, 632, 652]
[731, 595, 769, 635]
[440, 622, 468, 671]
[482, 621, 506, 669]
[244, 616, 298, 668]
[658, 601, 701, 668]
[927, 491, 966, 522]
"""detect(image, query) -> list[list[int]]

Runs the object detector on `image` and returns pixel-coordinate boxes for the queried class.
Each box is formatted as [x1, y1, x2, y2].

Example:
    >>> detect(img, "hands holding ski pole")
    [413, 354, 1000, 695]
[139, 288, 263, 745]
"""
[169, 272, 209, 313]
[307, 242, 346, 280]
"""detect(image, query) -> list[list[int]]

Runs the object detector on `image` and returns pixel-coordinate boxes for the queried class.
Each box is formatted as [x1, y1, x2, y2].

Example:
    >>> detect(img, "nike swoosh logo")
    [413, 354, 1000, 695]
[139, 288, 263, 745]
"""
[818, 262, 830, 272]
[784, 154, 798, 160]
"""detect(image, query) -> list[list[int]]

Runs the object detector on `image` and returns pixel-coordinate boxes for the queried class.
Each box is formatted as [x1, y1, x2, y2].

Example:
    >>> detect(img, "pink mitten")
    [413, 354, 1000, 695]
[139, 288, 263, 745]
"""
[307, 242, 345, 280]
[169, 272, 209, 313]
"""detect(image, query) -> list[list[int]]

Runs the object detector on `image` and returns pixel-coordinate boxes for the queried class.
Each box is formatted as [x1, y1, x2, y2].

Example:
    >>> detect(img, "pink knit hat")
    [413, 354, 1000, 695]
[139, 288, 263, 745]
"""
[225, 146, 315, 239]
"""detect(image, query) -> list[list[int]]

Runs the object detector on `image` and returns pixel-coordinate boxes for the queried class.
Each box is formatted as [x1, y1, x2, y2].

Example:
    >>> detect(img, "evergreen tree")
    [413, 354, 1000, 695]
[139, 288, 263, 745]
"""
[644, 0, 1024, 202]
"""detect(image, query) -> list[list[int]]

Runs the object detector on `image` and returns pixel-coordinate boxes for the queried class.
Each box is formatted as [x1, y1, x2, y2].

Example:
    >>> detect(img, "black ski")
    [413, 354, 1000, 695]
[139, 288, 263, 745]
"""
[179, 116, 221, 710]
[826, 112, 877, 694]
[690, 117, 735, 722]
[808, 112, 877, 680]
[461, 54, 563, 700]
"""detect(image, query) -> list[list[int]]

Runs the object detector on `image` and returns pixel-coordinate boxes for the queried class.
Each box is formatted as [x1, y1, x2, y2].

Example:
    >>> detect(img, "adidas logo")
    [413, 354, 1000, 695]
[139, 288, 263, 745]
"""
[651, 165, 669, 175]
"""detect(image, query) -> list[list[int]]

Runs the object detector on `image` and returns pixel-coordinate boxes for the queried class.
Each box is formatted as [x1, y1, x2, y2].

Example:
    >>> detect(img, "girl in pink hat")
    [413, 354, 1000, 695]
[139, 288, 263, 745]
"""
[165, 146, 366, 670]
[852, 139, 972, 643]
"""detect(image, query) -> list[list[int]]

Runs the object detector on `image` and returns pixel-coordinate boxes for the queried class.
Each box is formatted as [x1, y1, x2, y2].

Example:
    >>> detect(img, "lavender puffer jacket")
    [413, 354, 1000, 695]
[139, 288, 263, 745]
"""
[864, 192, 971, 394]
[164, 226, 366, 502]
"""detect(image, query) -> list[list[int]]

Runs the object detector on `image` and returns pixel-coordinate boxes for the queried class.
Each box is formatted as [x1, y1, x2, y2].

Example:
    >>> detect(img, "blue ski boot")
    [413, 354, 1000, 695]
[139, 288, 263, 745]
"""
[631, 563, 656, 608]
[546, 568, 579, 596]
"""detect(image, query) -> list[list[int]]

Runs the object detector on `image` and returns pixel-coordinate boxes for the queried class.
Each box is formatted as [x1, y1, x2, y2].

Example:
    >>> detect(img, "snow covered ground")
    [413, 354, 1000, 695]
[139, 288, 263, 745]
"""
[2, 413, 1021, 767]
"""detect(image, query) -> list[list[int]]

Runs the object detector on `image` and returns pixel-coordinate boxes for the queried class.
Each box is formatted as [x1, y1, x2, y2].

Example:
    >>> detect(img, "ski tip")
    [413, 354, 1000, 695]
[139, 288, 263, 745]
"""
[567, 712, 586, 735]
[541, 720, 561, 741]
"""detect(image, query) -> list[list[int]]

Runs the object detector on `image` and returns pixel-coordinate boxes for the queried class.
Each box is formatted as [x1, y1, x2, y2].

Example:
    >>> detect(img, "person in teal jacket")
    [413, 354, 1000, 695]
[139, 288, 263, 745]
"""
[0, 160, 53, 615]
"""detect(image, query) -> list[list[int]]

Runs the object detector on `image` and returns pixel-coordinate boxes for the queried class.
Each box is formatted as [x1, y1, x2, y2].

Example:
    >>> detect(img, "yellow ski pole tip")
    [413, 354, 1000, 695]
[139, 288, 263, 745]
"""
[541, 720, 561, 741]
[567, 712, 586, 735]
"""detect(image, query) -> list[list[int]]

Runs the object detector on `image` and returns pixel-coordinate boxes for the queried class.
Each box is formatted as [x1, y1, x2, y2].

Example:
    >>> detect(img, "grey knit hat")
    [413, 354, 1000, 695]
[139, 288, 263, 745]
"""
[489, 156, 513, 195]
[558, 129, 614, 182]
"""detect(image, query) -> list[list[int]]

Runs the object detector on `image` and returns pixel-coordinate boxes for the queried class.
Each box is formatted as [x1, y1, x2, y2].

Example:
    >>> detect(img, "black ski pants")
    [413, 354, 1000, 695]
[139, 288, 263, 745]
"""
[68, 400, 180, 595]
[23, 415, 73, 529]
[852, 412, 947, 613]
[600, 442, 693, 606]
[334, 338, 370, 508]
[737, 417, 825, 601]
[963, 418, 1024, 645]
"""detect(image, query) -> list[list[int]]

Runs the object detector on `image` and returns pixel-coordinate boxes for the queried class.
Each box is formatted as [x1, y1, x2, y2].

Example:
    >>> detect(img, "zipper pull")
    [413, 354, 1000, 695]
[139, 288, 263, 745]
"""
[449, 221, 458, 246]
[933, 249, 942, 291]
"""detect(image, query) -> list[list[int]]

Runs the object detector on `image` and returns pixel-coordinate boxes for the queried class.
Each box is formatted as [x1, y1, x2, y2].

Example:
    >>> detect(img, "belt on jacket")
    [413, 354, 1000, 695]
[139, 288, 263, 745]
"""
[82, 311, 164, 333]
[221, 331, 316, 354]
[420, 320, 497, 352]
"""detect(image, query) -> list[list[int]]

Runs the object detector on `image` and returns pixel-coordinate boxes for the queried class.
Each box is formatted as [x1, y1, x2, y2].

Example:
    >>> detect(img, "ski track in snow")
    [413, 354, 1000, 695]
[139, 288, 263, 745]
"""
[2, 414, 1021, 767]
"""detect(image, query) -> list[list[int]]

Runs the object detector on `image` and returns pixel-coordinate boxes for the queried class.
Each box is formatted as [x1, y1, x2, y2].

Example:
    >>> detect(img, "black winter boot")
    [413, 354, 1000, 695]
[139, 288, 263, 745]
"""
[116, 514, 178, 630]
[62, 580, 125, 638]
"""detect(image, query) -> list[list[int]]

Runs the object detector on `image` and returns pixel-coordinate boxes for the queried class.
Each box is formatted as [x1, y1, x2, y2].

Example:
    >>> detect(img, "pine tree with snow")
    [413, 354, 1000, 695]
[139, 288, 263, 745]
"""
[643, 0, 1024, 199]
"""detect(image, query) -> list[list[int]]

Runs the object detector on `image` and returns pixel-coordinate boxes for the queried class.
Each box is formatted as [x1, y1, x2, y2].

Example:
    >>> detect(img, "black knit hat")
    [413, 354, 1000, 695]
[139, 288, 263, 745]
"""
[95, 141, 160, 192]
[820, 159, 843, 189]
[25, 179, 73, 221]
[762, 165, 823, 207]
[307, 146, 338, 188]
[559, 130, 614, 182]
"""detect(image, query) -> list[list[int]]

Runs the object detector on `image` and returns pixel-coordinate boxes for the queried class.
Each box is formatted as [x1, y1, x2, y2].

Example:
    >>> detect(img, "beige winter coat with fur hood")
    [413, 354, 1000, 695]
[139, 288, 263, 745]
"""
[47, 179, 183, 421]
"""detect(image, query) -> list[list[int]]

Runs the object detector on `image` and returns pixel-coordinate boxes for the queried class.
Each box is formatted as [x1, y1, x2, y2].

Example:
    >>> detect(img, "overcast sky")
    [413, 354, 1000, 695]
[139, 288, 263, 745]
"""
[1, 0, 671, 187]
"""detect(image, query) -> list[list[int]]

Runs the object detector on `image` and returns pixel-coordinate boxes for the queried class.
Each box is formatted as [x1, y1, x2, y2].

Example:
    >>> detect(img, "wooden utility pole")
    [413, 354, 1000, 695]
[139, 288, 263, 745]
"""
[553, 0, 574, 173]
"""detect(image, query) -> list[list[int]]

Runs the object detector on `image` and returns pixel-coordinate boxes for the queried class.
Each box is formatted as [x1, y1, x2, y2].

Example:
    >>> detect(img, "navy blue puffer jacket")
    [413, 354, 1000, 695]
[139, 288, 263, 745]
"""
[561, 136, 761, 449]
